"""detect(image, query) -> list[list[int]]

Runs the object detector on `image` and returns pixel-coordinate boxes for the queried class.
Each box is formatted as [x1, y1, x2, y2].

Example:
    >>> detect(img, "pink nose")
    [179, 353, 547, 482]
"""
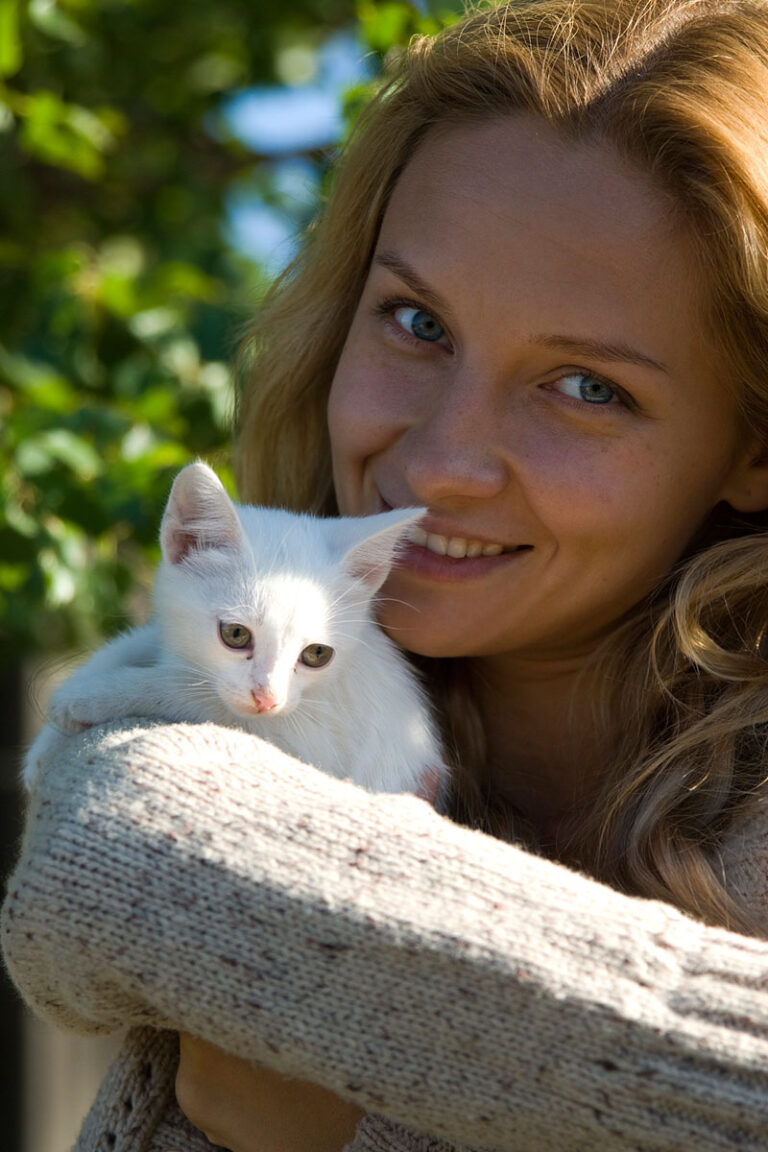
[251, 689, 278, 713]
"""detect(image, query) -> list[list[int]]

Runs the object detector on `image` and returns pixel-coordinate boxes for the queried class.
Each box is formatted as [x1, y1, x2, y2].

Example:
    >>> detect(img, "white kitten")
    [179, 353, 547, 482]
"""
[24, 462, 447, 797]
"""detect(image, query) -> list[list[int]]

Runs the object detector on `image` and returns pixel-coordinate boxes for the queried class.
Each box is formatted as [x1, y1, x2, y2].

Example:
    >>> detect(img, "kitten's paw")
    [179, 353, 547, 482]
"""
[48, 694, 94, 733]
[49, 679, 132, 730]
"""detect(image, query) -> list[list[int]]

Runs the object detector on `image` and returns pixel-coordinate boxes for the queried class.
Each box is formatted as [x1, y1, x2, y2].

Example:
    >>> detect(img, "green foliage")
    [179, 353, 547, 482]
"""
[347, 0, 463, 122]
[356, 0, 460, 52]
[0, 0, 460, 658]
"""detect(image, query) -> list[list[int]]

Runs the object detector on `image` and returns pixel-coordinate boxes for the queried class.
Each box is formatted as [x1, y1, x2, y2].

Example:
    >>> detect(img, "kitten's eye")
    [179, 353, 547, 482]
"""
[220, 621, 252, 649]
[299, 643, 334, 668]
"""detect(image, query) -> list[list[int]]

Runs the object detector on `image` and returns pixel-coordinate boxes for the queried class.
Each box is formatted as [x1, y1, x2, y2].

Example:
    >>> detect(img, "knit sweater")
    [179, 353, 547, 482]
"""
[3, 720, 768, 1152]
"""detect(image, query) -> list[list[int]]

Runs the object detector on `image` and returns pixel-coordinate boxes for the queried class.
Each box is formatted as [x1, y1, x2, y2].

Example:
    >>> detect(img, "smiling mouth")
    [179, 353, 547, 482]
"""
[405, 525, 531, 559]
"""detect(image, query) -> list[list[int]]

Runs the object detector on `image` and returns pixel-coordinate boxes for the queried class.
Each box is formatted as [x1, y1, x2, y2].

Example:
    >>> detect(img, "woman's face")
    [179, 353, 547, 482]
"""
[327, 116, 763, 663]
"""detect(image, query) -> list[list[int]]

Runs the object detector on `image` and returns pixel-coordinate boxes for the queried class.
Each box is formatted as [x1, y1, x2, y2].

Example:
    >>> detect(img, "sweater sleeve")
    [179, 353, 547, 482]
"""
[3, 720, 768, 1152]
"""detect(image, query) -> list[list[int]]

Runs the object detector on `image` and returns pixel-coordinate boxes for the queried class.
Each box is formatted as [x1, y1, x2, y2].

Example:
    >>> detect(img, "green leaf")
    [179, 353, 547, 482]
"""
[355, 0, 461, 50]
[3, 492, 38, 539]
[0, 0, 22, 78]
[39, 545, 78, 607]
[29, 0, 87, 46]
[0, 561, 28, 591]
[67, 104, 117, 151]
[16, 428, 103, 479]
[128, 307, 183, 341]
[18, 90, 121, 179]
[192, 363, 232, 433]
[422, 0, 464, 22]
[0, 347, 77, 409]
[356, 1, 417, 52]
[342, 79, 379, 132]
[154, 261, 223, 304]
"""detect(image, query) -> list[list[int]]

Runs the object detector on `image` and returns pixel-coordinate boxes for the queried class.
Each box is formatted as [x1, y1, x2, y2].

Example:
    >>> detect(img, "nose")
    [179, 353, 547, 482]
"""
[399, 375, 511, 505]
[250, 688, 279, 713]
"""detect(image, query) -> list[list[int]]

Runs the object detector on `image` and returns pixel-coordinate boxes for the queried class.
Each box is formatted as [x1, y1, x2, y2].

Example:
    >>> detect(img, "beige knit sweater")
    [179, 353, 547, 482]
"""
[3, 719, 768, 1152]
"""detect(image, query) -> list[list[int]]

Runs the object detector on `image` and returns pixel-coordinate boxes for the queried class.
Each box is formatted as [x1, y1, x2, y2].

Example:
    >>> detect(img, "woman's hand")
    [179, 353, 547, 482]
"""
[176, 1033, 366, 1152]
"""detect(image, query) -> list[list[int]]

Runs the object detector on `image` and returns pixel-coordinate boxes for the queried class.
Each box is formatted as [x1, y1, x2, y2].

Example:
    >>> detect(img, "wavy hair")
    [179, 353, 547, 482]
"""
[235, 0, 768, 933]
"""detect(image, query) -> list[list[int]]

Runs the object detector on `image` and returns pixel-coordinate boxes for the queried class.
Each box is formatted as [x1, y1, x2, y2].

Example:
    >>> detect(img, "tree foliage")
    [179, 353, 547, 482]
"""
[0, 0, 461, 658]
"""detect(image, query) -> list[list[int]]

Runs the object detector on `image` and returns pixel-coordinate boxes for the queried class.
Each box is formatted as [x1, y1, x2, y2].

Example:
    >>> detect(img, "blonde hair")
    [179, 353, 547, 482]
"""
[235, 0, 768, 932]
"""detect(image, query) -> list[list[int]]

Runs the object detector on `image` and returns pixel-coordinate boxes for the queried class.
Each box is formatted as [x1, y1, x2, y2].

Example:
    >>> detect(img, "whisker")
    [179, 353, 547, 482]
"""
[331, 634, 376, 656]
[295, 699, 335, 719]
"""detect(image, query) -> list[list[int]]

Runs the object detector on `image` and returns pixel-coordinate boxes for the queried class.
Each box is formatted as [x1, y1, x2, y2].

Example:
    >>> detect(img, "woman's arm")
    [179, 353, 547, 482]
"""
[3, 720, 768, 1151]
[175, 1034, 365, 1152]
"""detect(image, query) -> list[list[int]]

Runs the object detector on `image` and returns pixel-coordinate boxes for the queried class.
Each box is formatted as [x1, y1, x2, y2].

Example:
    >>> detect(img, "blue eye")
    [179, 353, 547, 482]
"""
[393, 306, 445, 343]
[556, 372, 618, 405]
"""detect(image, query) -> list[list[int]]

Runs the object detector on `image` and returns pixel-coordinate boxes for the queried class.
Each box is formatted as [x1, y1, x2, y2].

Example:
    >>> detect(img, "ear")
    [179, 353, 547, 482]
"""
[335, 508, 425, 593]
[160, 462, 243, 565]
[720, 441, 768, 514]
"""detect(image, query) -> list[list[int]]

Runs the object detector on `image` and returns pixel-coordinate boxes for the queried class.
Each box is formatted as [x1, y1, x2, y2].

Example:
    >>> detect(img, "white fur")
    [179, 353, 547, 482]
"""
[25, 463, 447, 796]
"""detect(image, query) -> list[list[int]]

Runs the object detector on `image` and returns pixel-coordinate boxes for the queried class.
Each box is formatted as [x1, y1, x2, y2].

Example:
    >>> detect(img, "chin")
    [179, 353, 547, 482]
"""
[378, 622, 477, 660]
[227, 703, 257, 721]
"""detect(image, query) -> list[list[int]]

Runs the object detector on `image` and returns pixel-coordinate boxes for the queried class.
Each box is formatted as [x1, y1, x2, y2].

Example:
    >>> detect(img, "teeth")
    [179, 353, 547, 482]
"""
[427, 532, 448, 556]
[406, 526, 512, 559]
[446, 537, 468, 558]
[407, 526, 428, 547]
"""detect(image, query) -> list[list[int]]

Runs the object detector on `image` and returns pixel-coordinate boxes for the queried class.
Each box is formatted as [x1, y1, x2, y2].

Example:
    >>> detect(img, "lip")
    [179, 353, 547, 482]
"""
[376, 495, 532, 582]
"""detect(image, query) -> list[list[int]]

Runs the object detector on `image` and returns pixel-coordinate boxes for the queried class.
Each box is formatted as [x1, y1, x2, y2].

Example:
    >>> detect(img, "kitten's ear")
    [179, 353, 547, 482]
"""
[160, 462, 243, 564]
[337, 508, 425, 593]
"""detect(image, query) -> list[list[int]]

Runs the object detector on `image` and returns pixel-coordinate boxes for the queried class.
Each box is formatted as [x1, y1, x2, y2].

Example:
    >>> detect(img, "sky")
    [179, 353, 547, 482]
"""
[223, 29, 374, 274]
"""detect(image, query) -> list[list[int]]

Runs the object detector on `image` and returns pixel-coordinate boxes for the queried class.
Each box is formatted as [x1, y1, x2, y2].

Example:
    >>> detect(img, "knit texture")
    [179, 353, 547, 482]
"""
[73, 1027, 202, 1152]
[3, 720, 768, 1151]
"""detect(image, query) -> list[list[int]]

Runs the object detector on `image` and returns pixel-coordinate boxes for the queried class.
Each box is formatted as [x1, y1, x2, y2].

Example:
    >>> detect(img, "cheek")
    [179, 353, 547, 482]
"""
[176, 620, 222, 671]
[216, 662, 247, 700]
[329, 333, 401, 433]
[516, 422, 722, 563]
[327, 338, 400, 513]
[326, 364, 362, 461]
[505, 424, 640, 539]
[327, 377, 364, 515]
[286, 673, 302, 704]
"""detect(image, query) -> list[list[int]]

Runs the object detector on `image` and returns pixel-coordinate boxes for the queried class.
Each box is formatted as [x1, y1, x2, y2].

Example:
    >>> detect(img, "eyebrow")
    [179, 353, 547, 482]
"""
[372, 251, 451, 318]
[373, 250, 670, 375]
[531, 334, 670, 375]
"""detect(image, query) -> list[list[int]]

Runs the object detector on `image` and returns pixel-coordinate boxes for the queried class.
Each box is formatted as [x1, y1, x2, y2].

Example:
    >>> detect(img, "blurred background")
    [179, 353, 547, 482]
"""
[0, 0, 463, 1147]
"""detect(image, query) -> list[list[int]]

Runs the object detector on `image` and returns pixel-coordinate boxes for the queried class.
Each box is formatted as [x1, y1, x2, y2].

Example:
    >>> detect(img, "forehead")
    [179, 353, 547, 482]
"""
[385, 114, 679, 264]
[377, 115, 707, 372]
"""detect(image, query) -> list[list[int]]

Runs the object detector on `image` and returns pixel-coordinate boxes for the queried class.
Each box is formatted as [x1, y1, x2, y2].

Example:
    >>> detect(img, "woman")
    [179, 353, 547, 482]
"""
[5, 1, 768, 1149]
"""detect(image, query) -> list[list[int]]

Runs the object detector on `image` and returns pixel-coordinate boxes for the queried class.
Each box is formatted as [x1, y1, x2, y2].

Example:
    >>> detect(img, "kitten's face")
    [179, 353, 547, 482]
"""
[162, 547, 364, 720]
[155, 463, 422, 721]
[211, 573, 343, 719]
